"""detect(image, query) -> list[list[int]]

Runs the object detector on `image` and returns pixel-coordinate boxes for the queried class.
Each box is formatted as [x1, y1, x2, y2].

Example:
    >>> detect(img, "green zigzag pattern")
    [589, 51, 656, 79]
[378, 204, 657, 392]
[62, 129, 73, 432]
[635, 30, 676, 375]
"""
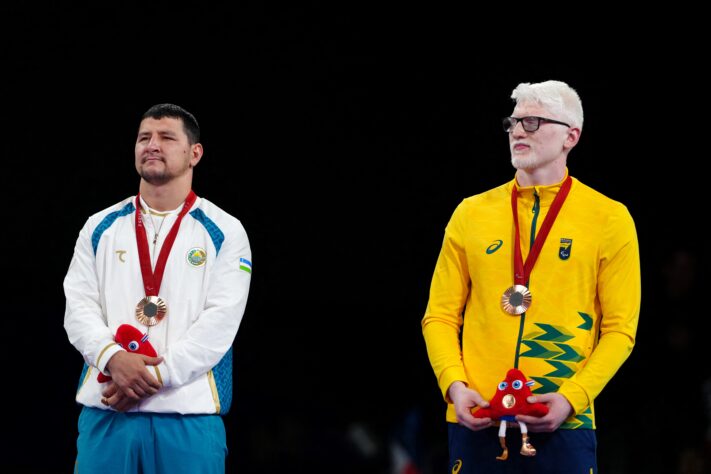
[530, 376, 560, 394]
[520, 340, 562, 359]
[544, 360, 576, 378]
[561, 414, 593, 430]
[552, 343, 585, 362]
[520, 316, 594, 428]
[531, 323, 574, 342]
[522, 328, 545, 340]
[577, 312, 593, 330]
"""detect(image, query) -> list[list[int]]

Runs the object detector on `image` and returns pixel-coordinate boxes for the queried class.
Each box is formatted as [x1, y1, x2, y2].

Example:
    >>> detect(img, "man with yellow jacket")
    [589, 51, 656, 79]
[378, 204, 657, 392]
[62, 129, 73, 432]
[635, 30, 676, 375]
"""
[422, 80, 640, 474]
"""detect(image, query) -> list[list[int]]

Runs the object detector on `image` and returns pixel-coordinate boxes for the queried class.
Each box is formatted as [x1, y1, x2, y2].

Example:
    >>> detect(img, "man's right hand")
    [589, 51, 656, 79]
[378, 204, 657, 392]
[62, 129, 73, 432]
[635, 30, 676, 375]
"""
[105, 351, 163, 400]
[447, 381, 493, 431]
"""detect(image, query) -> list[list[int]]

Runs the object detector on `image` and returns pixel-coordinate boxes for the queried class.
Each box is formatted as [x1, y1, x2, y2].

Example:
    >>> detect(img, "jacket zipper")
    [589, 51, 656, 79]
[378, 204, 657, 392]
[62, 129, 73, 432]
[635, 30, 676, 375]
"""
[514, 190, 540, 368]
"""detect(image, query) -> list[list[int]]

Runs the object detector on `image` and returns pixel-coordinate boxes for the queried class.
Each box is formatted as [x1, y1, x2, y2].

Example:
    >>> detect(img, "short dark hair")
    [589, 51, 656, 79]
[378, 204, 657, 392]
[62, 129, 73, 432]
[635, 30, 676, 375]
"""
[142, 104, 201, 144]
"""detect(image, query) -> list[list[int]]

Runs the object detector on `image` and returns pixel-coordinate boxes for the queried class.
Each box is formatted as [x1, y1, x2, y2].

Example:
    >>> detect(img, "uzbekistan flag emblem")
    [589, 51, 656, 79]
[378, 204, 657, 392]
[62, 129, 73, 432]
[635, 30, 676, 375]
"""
[239, 257, 252, 273]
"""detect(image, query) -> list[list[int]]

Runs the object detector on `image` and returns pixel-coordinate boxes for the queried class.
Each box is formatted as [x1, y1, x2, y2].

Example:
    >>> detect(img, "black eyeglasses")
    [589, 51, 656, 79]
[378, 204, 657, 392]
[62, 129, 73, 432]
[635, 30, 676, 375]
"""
[502, 116, 571, 133]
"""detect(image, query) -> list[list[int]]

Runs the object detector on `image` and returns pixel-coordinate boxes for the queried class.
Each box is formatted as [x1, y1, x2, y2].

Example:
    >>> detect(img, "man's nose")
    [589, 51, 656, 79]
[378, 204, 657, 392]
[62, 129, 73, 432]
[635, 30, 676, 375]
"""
[511, 120, 527, 138]
[146, 135, 160, 150]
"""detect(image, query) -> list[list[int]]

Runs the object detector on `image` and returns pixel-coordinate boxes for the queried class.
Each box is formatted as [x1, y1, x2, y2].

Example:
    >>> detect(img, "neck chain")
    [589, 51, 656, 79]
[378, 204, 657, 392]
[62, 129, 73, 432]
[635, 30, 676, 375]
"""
[146, 209, 167, 245]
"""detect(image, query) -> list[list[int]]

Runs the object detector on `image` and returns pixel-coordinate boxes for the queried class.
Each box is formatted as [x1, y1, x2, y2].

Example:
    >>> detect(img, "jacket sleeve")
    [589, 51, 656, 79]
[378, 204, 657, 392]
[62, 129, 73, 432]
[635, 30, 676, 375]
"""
[422, 203, 471, 401]
[64, 220, 125, 374]
[154, 220, 252, 388]
[557, 205, 641, 414]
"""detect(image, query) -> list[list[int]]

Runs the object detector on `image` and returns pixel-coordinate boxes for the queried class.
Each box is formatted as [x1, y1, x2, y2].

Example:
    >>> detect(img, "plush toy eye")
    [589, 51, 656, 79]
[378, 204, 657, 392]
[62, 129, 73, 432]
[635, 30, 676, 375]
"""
[498, 381, 508, 390]
[128, 341, 139, 351]
[512, 380, 523, 390]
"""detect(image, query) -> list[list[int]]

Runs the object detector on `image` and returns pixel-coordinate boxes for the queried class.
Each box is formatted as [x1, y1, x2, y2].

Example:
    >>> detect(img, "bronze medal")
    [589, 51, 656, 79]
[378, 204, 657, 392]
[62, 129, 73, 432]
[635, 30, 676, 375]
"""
[501, 284, 532, 315]
[135, 295, 168, 326]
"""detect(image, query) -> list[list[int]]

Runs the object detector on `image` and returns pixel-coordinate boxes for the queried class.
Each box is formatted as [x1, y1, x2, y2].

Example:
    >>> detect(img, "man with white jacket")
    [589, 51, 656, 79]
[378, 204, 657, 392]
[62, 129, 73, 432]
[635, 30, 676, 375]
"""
[64, 103, 251, 473]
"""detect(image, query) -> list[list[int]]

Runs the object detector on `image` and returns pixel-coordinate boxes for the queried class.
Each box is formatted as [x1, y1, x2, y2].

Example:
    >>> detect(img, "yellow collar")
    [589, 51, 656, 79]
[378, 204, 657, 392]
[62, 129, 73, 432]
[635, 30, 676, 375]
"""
[509, 170, 572, 208]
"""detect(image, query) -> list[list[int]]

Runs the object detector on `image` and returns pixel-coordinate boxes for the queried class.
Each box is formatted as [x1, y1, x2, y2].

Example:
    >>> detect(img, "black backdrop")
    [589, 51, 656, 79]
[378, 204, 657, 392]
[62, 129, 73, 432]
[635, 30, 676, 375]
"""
[4, 5, 707, 473]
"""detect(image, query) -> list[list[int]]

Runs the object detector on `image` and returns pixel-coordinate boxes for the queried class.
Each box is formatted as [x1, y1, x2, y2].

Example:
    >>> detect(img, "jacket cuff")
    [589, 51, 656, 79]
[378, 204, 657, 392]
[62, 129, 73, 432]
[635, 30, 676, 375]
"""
[439, 366, 469, 403]
[96, 342, 124, 375]
[557, 380, 590, 415]
[150, 361, 171, 388]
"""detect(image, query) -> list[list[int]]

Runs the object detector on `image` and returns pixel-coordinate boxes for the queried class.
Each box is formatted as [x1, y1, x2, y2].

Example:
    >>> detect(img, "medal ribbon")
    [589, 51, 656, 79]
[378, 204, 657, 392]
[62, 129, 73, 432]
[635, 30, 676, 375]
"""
[135, 191, 197, 296]
[511, 177, 572, 285]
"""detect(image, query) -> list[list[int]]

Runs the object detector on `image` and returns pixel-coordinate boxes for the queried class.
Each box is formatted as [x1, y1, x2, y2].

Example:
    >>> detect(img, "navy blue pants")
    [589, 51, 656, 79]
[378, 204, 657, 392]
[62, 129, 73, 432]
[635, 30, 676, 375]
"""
[448, 423, 597, 474]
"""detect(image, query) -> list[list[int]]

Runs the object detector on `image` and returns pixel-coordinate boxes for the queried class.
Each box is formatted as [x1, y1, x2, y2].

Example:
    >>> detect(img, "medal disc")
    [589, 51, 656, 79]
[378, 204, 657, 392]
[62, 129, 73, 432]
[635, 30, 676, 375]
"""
[501, 285, 532, 315]
[502, 394, 516, 409]
[136, 296, 167, 326]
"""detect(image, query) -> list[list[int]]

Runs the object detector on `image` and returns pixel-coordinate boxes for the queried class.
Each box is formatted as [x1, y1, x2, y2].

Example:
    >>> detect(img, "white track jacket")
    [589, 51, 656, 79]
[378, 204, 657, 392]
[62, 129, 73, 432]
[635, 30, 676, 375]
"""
[64, 195, 251, 415]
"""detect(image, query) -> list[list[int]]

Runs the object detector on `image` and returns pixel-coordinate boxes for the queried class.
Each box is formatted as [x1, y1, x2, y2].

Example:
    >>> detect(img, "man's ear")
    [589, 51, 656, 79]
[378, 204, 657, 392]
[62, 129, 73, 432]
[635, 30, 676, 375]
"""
[189, 143, 203, 168]
[564, 128, 581, 151]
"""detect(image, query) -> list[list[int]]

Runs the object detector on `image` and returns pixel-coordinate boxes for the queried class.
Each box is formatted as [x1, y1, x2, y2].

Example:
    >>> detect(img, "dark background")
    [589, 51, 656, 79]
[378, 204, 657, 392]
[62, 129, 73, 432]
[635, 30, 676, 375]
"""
[4, 5, 707, 473]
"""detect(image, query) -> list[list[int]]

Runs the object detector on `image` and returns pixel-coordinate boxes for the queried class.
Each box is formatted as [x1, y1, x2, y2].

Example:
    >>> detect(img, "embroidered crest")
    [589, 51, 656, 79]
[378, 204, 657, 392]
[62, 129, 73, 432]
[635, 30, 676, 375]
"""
[187, 247, 207, 266]
[559, 238, 572, 260]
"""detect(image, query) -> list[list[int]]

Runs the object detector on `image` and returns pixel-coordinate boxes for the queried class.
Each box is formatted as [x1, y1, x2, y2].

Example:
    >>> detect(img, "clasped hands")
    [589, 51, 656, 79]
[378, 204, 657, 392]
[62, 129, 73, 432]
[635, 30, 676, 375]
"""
[101, 351, 163, 412]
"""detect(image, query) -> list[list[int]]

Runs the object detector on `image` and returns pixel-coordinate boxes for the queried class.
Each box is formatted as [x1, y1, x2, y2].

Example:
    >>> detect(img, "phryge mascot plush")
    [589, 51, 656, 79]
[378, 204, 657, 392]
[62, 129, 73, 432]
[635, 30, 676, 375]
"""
[473, 368, 549, 460]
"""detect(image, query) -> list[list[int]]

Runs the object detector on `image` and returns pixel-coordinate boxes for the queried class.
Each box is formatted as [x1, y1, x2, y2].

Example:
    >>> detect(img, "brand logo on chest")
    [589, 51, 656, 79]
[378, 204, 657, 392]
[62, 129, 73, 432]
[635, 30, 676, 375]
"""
[486, 240, 504, 254]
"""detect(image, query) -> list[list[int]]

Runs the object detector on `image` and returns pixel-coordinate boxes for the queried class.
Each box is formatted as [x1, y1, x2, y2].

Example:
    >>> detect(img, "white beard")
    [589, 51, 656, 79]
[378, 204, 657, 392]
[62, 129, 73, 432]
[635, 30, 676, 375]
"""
[511, 154, 540, 170]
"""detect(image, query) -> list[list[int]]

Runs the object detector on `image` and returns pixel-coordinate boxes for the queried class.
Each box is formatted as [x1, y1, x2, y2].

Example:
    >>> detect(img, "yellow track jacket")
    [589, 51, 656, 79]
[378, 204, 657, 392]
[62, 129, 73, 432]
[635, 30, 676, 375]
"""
[422, 172, 640, 429]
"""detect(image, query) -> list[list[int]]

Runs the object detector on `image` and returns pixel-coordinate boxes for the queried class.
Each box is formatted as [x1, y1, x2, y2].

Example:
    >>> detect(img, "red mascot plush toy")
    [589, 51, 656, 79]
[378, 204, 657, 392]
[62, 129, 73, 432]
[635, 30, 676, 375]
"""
[473, 368, 549, 460]
[97, 324, 158, 383]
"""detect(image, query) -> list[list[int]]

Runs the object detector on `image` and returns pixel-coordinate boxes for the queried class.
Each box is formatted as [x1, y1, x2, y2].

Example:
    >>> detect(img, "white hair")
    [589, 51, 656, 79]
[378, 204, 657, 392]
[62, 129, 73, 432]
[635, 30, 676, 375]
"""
[511, 80, 584, 130]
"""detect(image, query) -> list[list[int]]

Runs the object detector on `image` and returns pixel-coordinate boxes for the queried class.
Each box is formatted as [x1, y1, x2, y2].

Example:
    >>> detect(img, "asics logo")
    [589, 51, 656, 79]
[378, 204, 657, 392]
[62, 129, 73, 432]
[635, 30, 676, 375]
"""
[486, 240, 503, 254]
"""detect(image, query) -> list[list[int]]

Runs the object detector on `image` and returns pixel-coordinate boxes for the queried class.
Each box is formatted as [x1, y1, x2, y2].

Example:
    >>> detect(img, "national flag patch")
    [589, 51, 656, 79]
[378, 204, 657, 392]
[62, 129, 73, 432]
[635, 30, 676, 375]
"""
[239, 257, 252, 273]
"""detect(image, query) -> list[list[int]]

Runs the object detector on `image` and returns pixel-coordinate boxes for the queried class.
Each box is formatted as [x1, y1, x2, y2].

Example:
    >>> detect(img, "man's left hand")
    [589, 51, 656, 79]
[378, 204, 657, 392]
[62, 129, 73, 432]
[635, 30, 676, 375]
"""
[516, 393, 573, 432]
[101, 381, 140, 412]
